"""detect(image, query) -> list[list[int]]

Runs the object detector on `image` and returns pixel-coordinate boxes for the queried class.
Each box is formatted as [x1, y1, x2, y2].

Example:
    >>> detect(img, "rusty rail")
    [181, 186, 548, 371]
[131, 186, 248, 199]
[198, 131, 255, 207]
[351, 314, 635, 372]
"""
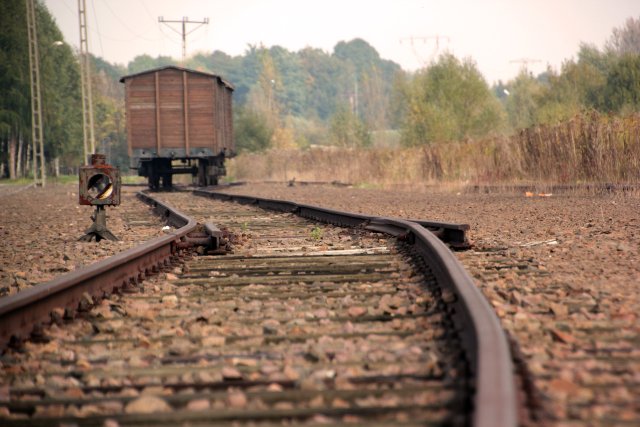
[0, 192, 196, 351]
[194, 188, 517, 427]
[368, 218, 518, 427]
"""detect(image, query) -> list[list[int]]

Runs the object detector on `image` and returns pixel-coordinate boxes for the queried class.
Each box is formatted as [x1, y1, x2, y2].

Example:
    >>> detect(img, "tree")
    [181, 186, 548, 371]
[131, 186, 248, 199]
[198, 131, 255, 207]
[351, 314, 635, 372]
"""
[37, 3, 83, 172]
[532, 47, 610, 125]
[234, 107, 273, 153]
[0, 0, 83, 178]
[503, 70, 546, 130]
[329, 104, 371, 148]
[603, 53, 640, 113]
[601, 17, 640, 113]
[127, 54, 175, 74]
[0, 0, 30, 178]
[147, 38, 403, 147]
[93, 56, 126, 99]
[333, 39, 401, 130]
[359, 66, 387, 129]
[298, 47, 341, 120]
[389, 71, 410, 129]
[574, 43, 613, 109]
[244, 48, 282, 133]
[606, 16, 640, 55]
[400, 53, 503, 145]
[268, 46, 306, 117]
[533, 67, 581, 125]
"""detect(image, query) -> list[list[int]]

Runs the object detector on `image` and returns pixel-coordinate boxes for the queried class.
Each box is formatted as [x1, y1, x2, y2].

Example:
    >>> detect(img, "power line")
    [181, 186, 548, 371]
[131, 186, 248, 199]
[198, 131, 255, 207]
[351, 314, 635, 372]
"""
[90, 0, 104, 58]
[158, 16, 209, 62]
[97, 0, 160, 43]
[59, 0, 77, 19]
[159, 24, 182, 46]
[139, 0, 156, 22]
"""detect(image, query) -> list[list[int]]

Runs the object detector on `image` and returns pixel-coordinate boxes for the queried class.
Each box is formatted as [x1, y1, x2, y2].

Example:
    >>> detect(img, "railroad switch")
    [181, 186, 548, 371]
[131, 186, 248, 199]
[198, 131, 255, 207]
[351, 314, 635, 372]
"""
[78, 154, 121, 242]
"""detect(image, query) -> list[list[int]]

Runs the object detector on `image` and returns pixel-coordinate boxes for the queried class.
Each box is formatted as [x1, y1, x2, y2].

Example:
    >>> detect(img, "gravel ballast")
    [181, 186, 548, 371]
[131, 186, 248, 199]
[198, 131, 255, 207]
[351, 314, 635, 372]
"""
[216, 182, 640, 425]
[1, 181, 638, 425]
[0, 183, 166, 297]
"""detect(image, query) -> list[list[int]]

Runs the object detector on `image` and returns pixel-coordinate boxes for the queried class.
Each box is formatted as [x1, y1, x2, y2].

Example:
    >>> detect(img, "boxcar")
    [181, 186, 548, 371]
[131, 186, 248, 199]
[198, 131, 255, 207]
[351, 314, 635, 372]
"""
[119, 66, 234, 188]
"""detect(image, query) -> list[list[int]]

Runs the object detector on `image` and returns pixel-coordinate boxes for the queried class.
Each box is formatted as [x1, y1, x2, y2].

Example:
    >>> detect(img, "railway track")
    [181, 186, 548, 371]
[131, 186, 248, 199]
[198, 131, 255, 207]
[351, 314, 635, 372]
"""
[0, 188, 517, 426]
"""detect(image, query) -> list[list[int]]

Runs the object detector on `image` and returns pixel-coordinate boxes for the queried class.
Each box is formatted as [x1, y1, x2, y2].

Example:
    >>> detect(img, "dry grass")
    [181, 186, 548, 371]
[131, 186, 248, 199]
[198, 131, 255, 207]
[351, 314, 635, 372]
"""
[228, 112, 640, 187]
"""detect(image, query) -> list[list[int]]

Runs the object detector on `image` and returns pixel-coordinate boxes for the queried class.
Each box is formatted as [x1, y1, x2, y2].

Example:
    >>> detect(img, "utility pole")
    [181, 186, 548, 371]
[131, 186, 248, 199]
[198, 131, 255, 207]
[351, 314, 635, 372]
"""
[25, 0, 46, 186]
[78, 0, 95, 162]
[158, 16, 209, 62]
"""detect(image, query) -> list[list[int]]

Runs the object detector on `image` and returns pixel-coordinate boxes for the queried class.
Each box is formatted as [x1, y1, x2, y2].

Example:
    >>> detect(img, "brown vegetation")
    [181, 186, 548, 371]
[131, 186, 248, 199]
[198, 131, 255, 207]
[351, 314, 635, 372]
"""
[229, 111, 640, 186]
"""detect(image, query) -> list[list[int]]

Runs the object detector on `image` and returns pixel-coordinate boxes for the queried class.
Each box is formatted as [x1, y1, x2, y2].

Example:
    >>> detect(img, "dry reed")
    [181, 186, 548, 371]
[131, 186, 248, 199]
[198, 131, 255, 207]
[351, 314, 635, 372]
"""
[228, 112, 640, 186]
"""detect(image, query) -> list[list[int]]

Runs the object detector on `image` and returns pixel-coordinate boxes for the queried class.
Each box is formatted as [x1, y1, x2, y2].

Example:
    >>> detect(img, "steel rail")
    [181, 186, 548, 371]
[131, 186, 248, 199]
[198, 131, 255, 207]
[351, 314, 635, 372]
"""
[0, 192, 197, 351]
[194, 188, 517, 427]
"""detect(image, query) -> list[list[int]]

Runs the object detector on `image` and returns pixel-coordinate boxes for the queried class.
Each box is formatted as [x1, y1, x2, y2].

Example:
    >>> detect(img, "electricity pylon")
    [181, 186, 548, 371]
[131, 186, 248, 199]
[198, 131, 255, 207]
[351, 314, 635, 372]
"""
[400, 35, 450, 67]
[25, 0, 46, 186]
[78, 0, 95, 162]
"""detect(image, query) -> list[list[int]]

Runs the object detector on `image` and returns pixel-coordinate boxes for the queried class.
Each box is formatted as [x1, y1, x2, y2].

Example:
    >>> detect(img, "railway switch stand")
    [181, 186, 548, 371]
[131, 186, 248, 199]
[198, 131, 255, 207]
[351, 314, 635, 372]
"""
[78, 153, 121, 242]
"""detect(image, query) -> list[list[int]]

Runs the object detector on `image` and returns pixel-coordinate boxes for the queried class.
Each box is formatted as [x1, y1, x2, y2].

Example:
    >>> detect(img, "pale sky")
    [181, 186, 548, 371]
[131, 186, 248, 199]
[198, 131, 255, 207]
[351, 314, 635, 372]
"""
[44, 0, 640, 84]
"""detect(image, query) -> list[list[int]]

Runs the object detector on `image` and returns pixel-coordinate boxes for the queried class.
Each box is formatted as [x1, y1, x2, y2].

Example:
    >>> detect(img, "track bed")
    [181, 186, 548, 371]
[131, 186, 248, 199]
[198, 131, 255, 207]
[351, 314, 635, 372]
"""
[1, 192, 473, 426]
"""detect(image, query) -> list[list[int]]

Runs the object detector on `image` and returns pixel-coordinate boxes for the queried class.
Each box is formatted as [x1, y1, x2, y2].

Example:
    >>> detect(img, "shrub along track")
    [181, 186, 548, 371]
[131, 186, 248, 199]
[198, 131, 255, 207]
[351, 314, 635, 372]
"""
[0, 189, 517, 426]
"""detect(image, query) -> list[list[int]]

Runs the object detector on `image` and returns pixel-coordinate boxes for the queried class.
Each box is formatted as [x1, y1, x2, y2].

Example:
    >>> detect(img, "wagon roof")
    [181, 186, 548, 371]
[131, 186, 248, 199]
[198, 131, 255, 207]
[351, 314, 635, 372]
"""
[119, 65, 234, 90]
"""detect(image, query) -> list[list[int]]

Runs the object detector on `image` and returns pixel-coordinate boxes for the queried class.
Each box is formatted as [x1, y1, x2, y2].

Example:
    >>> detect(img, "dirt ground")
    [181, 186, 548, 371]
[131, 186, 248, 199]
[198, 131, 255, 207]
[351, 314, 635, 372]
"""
[218, 182, 640, 426]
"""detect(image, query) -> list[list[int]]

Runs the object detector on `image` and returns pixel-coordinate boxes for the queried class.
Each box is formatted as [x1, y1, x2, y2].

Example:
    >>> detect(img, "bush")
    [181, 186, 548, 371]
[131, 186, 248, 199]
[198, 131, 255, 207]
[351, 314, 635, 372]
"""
[234, 108, 273, 153]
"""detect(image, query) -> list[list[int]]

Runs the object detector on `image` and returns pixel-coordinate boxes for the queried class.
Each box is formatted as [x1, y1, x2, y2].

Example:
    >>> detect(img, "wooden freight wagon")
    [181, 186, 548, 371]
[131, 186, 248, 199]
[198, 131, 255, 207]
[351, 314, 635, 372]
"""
[119, 66, 234, 188]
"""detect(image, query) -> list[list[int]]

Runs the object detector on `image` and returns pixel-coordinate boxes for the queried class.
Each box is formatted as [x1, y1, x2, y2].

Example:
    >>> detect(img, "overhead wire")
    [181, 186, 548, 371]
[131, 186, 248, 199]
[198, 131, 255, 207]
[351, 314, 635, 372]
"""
[95, 0, 161, 43]
[159, 24, 182, 46]
[138, 0, 156, 22]
[90, 0, 105, 58]
[58, 0, 77, 20]
[158, 24, 183, 60]
[138, 0, 168, 57]
[56, 0, 80, 49]
[58, 0, 212, 62]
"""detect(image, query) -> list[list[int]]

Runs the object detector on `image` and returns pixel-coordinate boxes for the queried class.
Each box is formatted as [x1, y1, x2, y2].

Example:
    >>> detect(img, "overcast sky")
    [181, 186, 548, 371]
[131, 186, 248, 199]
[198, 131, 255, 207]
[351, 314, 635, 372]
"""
[44, 0, 639, 84]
